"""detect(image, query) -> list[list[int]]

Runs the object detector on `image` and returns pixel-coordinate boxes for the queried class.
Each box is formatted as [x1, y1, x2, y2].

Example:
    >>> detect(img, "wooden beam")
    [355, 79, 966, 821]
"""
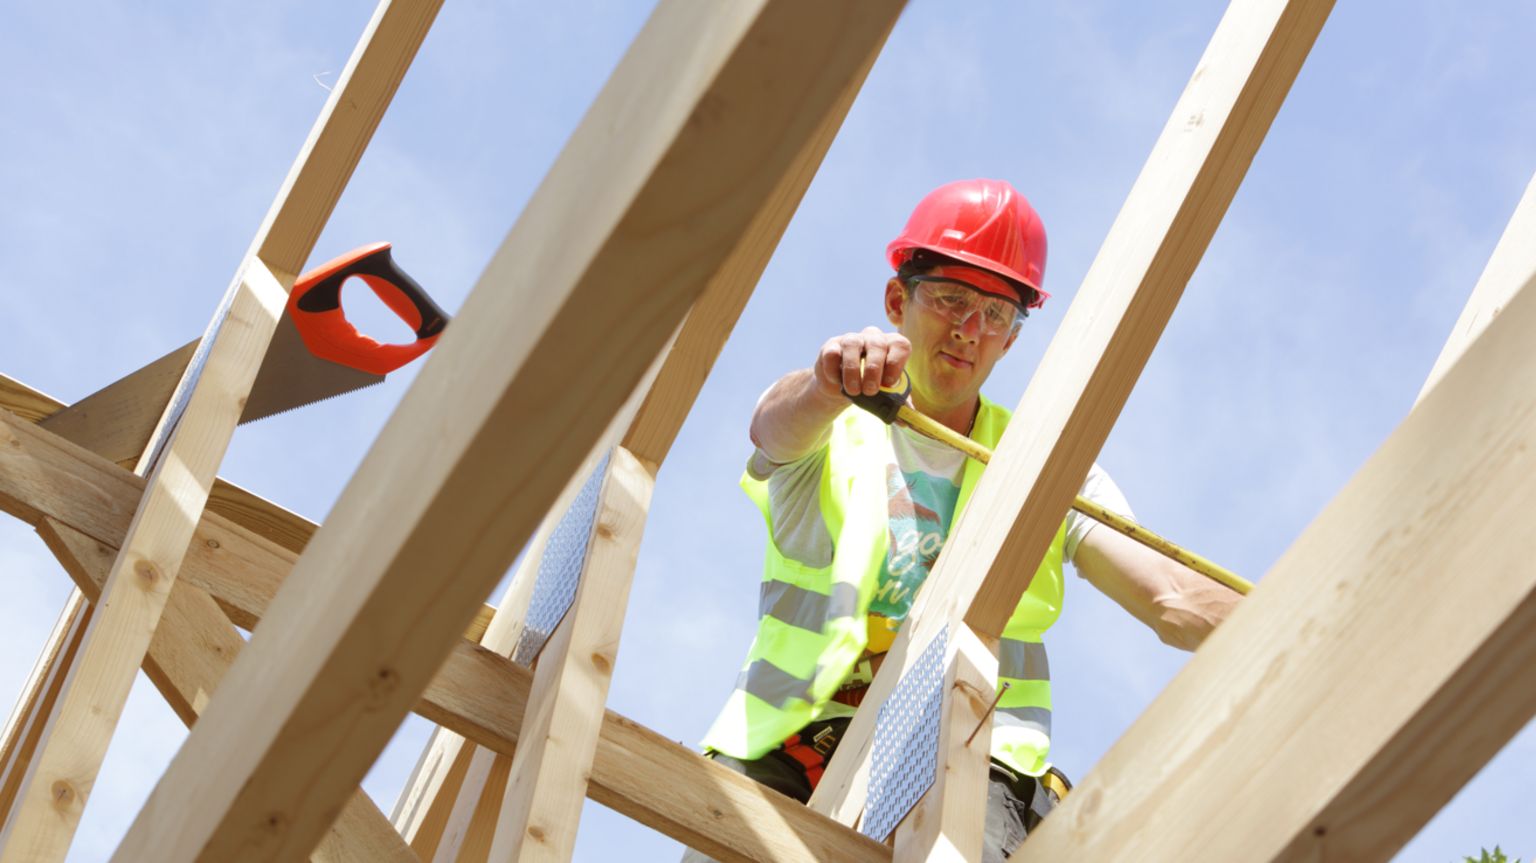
[394, 525, 550, 859]
[0, 396, 888, 860]
[888, 626, 996, 862]
[0, 591, 90, 827]
[30, 0, 444, 537]
[1416, 172, 1536, 402]
[391, 730, 472, 855]
[395, 336, 673, 858]
[34, 518, 417, 863]
[616, 8, 886, 469]
[110, 2, 902, 860]
[427, 34, 889, 837]
[38, 340, 197, 467]
[5, 371, 319, 559]
[0, 261, 287, 863]
[488, 447, 653, 860]
[425, 746, 506, 863]
[423, 647, 892, 862]
[0, 375, 418, 861]
[811, 0, 1334, 828]
[0, 401, 482, 650]
[0, 377, 63, 425]
[1012, 200, 1536, 863]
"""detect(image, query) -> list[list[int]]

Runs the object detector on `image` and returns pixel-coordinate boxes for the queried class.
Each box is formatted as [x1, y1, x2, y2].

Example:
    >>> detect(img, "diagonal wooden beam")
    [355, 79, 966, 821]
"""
[810, 0, 1335, 832]
[404, 496, 563, 861]
[889, 625, 997, 862]
[394, 335, 671, 860]
[38, 341, 197, 467]
[0, 394, 482, 648]
[425, 747, 506, 863]
[0, 403, 887, 861]
[5, 372, 327, 560]
[486, 446, 653, 860]
[1012, 185, 1536, 863]
[2, 16, 451, 848]
[417, 21, 893, 849]
[0, 591, 90, 828]
[35, 518, 416, 863]
[1415, 172, 1536, 403]
[109, 2, 903, 860]
[0, 261, 287, 863]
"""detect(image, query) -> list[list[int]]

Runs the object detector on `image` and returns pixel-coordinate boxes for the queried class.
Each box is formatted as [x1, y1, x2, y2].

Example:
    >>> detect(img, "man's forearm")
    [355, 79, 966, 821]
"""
[1075, 526, 1241, 652]
[750, 369, 848, 464]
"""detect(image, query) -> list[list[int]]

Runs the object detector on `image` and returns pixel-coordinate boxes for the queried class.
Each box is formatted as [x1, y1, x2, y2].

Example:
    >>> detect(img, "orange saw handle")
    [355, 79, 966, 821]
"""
[289, 242, 448, 375]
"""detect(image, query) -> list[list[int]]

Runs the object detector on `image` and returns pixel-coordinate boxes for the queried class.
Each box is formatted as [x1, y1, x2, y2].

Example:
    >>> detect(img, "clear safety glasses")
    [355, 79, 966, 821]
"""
[906, 275, 1025, 336]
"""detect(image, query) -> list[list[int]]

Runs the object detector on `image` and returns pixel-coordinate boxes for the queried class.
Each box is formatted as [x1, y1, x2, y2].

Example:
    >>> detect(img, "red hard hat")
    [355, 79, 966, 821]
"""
[887, 179, 1049, 308]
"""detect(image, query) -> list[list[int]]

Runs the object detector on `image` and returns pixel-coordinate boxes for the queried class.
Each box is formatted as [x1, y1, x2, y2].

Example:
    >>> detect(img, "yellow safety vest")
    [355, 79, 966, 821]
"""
[701, 396, 1068, 776]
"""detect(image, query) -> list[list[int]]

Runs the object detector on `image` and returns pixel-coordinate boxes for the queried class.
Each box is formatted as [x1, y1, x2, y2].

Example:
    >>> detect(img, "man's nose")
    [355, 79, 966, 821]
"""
[951, 309, 983, 340]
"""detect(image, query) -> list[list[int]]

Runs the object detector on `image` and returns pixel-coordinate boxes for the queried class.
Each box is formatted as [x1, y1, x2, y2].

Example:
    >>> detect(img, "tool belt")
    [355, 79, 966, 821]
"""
[779, 720, 844, 789]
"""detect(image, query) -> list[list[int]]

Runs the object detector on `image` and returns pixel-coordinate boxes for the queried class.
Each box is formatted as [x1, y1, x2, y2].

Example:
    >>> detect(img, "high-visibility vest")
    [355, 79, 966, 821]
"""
[701, 396, 1068, 776]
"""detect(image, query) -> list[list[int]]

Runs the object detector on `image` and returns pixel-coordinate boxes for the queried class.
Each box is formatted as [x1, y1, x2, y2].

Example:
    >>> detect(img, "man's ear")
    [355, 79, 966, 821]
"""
[884, 278, 906, 327]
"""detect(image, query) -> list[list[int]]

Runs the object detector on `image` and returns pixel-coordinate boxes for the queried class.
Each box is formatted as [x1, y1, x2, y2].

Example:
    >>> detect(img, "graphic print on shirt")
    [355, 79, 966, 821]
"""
[870, 461, 961, 619]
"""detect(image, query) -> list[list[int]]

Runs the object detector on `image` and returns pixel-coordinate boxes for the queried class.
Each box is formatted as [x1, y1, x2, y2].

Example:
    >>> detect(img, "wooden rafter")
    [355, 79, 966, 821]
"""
[417, 18, 894, 851]
[0, 591, 90, 825]
[399, 336, 674, 860]
[1416, 172, 1536, 402]
[35, 519, 415, 863]
[1012, 177, 1536, 861]
[487, 446, 653, 860]
[0, 261, 288, 862]
[0, 397, 886, 860]
[891, 625, 997, 861]
[0, 0, 443, 852]
[104, 2, 902, 860]
[810, 0, 1336, 836]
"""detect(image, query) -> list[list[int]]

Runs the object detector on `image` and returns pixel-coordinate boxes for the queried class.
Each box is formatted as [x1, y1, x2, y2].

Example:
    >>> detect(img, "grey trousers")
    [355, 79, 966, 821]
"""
[681, 721, 1057, 862]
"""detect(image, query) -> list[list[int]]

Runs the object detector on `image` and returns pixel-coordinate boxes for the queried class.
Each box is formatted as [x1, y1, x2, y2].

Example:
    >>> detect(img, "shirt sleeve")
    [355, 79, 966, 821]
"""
[1063, 462, 1135, 564]
[746, 446, 835, 569]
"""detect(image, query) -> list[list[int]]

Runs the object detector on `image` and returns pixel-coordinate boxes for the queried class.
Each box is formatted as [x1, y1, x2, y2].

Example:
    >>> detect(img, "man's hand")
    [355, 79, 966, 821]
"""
[815, 327, 911, 398]
[751, 328, 912, 466]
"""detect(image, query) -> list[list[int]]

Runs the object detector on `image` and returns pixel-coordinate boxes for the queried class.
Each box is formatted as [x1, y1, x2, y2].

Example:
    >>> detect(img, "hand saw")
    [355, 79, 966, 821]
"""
[41, 243, 448, 465]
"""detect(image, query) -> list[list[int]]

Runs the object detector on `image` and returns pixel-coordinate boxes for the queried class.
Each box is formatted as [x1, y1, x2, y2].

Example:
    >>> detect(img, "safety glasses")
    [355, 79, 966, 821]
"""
[905, 275, 1025, 336]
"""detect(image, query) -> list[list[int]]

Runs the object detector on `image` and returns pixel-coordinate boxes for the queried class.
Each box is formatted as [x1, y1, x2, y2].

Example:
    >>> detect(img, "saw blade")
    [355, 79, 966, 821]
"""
[241, 313, 383, 424]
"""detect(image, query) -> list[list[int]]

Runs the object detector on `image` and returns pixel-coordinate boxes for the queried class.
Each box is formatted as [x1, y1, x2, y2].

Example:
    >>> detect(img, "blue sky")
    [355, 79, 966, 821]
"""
[2, 1, 1533, 860]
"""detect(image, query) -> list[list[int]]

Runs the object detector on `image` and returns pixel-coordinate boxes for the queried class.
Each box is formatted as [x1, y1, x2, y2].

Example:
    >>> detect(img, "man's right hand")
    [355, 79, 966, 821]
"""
[751, 328, 912, 466]
[815, 327, 912, 399]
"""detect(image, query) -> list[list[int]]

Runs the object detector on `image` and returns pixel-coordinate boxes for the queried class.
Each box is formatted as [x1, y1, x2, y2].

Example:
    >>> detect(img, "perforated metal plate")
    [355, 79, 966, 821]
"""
[861, 624, 949, 841]
[511, 451, 610, 666]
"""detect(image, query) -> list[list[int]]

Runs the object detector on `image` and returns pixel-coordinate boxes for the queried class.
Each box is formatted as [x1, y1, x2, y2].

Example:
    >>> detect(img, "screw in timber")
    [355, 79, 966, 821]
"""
[965, 681, 1010, 747]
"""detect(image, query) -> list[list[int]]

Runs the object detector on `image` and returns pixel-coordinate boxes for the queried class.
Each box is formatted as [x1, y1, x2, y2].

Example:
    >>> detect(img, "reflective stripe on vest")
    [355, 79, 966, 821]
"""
[701, 397, 1068, 777]
[761, 580, 861, 633]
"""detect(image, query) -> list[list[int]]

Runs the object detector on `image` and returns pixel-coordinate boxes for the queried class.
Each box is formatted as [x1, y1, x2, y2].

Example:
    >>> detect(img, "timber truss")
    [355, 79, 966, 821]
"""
[1, 0, 1533, 860]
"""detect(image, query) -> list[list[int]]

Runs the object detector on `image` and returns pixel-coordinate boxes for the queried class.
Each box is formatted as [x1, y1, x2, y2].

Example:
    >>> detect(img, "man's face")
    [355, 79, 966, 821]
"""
[885, 275, 1020, 414]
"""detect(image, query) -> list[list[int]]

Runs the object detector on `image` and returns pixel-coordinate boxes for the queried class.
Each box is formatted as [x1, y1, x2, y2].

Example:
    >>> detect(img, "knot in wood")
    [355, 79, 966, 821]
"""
[206, 538, 221, 550]
[595, 521, 617, 541]
[590, 651, 613, 674]
[50, 779, 77, 809]
[368, 666, 401, 704]
[134, 559, 163, 587]
[528, 825, 547, 842]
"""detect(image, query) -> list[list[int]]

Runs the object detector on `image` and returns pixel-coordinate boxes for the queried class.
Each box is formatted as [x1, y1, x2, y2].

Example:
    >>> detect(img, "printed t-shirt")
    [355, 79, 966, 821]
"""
[747, 423, 1134, 652]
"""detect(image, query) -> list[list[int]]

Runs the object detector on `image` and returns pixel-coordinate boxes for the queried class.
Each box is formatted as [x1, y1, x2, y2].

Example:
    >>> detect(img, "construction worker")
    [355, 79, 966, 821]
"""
[684, 179, 1240, 861]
